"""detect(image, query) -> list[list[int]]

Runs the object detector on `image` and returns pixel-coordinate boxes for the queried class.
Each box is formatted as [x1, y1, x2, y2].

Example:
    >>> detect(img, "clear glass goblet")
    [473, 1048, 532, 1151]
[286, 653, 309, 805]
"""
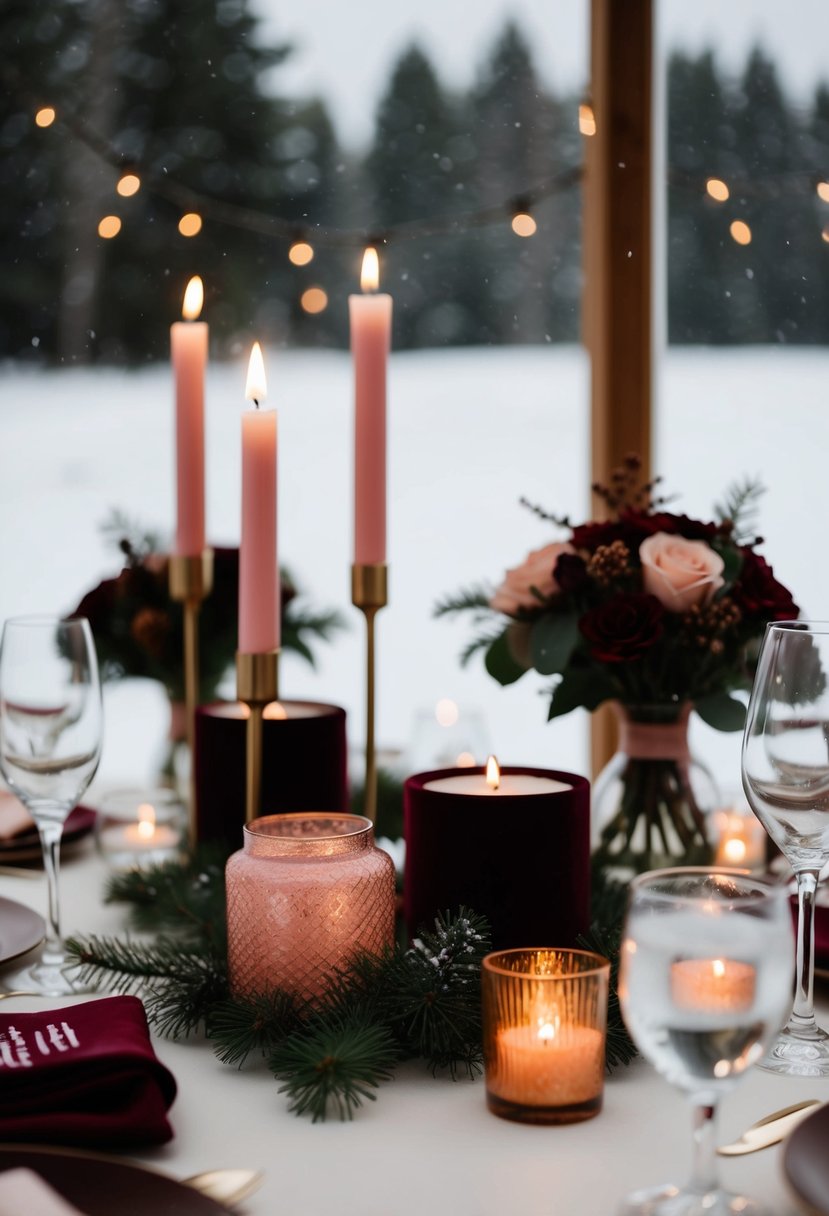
[618, 868, 793, 1216]
[742, 619, 829, 1076]
[0, 616, 102, 995]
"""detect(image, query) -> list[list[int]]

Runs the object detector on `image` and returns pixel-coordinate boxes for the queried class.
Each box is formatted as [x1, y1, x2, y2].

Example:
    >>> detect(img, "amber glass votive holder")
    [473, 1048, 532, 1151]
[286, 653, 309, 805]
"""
[482, 948, 610, 1126]
[226, 813, 395, 1003]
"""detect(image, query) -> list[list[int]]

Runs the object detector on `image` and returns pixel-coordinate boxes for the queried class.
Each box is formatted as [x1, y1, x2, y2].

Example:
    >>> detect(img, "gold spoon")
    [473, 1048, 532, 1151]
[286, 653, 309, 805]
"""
[717, 1099, 822, 1156]
[183, 1168, 265, 1208]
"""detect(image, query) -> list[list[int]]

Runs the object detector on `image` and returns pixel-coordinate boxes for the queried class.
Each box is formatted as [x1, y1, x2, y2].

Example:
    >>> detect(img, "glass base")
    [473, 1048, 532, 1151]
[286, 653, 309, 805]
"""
[758, 1023, 829, 1077]
[486, 1090, 602, 1125]
[2, 958, 93, 999]
[618, 1183, 770, 1216]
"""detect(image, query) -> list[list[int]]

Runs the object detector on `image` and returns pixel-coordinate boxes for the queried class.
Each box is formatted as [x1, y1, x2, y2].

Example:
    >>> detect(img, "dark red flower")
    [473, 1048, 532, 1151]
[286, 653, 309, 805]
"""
[553, 552, 589, 594]
[571, 510, 720, 555]
[733, 551, 798, 622]
[580, 593, 665, 663]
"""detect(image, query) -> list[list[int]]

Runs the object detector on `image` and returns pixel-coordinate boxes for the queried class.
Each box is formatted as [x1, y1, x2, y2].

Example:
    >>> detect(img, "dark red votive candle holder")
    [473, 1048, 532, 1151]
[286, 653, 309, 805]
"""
[195, 700, 348, 849]
[404, 766, 590, 950]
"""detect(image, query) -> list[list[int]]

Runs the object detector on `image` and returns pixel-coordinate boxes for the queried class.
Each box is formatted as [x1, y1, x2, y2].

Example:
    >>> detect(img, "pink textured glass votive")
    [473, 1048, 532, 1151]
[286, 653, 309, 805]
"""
[226, 813, 395, 1002]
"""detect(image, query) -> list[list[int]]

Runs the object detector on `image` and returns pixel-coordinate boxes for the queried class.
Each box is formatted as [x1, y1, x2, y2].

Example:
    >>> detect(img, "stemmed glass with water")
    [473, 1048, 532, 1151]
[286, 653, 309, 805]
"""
[0, 616, 102, 995]
[618, 868, 792, 1216]
[742, 619, 829, 1075]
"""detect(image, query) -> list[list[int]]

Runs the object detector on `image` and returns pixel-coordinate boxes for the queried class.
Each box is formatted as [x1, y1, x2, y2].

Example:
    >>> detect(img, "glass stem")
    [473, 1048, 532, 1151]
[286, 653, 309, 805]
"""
[688, 1101, 720, 1196]
[36, 820, 64, 967]
[790, 868, 819, 1031]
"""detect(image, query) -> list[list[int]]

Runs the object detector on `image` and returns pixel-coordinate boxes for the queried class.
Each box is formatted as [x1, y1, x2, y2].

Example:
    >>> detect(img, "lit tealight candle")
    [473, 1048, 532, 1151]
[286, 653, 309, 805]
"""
[492, 1018, 605, 1109]
[97, 797, 182, 871]
[423, 755, 572, 797]
[671, 957, 757, 1014]
[713, 809, 766, 869]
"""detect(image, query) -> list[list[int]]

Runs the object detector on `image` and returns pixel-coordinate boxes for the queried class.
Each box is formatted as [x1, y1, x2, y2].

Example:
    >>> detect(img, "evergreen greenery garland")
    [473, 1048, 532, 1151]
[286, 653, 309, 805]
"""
[65, 851, 636, 1122]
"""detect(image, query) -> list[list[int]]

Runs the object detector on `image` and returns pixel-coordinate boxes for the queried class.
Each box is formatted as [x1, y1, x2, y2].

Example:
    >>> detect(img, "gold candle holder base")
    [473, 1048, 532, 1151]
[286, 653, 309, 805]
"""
[351, 563, 388, 826]
[168, 549, 214, 848]
[236, 649, 280, 825]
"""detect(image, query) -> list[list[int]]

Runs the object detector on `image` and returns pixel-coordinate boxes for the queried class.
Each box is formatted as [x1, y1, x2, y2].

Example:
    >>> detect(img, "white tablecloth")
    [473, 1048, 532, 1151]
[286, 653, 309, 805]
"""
[0, 843, 825, 1216]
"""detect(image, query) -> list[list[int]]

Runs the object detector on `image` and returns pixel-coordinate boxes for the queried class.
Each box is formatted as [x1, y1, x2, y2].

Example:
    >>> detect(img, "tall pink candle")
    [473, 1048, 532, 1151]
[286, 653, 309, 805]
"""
[350, 248, 392, 565]
[239, 342, 279, 653]
[171, 275, 208, 556]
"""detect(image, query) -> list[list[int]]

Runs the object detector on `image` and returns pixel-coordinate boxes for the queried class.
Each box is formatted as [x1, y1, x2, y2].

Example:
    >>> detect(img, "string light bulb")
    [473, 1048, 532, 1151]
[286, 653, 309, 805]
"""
[178, 212, 203, 237]
[289, 240, 314, 266]
[97, 215, 121, 239]
[817, 182, 829, 204]
[706, 177, 730, 202]
[729, 220, 752, 246]
[578, 102, 596, 137]
[117, 171, 141, 198]
[300, 287, 328, 314]
[821, 226, 829, 244]
[35, 106, 56, 128]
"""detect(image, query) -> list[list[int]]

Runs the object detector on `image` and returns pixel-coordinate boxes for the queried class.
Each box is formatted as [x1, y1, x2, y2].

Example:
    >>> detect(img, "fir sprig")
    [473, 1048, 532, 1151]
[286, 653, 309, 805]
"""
[270, 1019, 399, 1122]
[714, 477, 765, 545]
[433, 585, 492, 617]
[208, 990, 302, 1066]
[579, 866, 638, 1071]
[105, 845, 229, 944]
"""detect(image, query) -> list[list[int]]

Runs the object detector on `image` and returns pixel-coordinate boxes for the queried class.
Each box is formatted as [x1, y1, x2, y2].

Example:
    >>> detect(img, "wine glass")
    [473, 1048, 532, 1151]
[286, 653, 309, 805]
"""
[0, 616, 102, 995]
[742, 619, 829, 1076]
[618, 868, 792, 1216]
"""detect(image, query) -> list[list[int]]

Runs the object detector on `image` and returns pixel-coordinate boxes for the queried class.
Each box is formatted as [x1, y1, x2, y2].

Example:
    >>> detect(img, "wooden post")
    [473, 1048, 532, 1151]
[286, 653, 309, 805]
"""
[584, 0, 654, 775]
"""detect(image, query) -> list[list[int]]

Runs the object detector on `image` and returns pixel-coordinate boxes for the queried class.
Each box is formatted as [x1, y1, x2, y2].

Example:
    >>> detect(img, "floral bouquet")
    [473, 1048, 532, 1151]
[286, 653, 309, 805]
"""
[73, 513, 343, 706]
[437, 457, 798, 873]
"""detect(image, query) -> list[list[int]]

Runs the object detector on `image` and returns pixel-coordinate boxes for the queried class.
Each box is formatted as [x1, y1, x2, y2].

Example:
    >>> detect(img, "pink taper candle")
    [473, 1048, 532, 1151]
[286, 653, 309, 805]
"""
[350, 248, 392, 565]
[171, 276, 208, 555]
[239, 342, 279, 653]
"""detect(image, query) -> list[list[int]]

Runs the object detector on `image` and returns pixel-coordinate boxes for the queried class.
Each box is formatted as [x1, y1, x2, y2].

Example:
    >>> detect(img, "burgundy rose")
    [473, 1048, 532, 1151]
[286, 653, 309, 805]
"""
[554, 552, 589, 594]
[580, 593, 665, 663]
[733, 551, 798, 622]
[571, 510, 720, 555]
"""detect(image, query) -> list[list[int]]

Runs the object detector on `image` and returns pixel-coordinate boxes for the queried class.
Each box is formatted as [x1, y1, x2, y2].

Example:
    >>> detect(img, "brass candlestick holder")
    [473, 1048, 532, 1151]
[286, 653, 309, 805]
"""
[352, 563, 388, 825]
[236, 649, 279, 824]
[169, 549, 214, 847]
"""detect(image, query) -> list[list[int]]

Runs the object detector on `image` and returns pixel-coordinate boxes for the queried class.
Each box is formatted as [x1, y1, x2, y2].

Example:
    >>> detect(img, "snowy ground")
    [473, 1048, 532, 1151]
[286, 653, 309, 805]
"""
[1, 345, 827, 801]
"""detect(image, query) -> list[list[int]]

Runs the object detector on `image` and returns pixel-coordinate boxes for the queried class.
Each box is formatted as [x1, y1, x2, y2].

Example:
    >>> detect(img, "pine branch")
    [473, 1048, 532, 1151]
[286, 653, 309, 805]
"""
[714, 478, 766, 545]
[208, 990, 302, 1066]
[383, 909, 491, 1078]
[433, 585, 492, 617]
[104, 848, 228, 945]
[269, 1018, 398, 1122]
[65, 933, 228, 1038]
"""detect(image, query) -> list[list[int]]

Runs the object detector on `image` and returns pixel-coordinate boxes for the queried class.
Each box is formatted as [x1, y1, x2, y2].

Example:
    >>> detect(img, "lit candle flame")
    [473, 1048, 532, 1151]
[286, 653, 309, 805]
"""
[182, 275, 204, 320]
[723, 836, 747, 864]
[712, 959, 726, 979]
[486, 755, 500, 790]
[361, 247, 380, 292]
[538, 1022, 557, 1042]
[137, 803, 156, 841]
[263, 701, 288, 721]
[245, 341, 267, 405]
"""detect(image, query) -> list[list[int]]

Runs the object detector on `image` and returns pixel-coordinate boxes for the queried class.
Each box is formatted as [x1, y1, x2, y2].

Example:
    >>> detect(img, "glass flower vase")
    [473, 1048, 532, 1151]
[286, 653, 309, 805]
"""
[592, 704, 718, 878]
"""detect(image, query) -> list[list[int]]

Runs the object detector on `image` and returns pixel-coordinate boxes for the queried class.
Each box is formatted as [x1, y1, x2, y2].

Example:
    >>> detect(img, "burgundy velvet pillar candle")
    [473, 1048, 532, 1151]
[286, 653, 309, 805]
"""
[404, 765, 590, 950]
[195, 700, 348, 849]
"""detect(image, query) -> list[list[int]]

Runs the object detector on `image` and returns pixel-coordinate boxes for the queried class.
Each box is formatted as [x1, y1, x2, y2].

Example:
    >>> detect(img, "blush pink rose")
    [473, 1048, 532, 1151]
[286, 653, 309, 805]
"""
[490, 542, 575, 616]
[639, 532, 725, 613]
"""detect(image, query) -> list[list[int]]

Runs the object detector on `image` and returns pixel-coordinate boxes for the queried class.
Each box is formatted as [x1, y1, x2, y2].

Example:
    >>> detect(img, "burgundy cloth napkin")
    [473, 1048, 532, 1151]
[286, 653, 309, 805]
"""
[0, 996, 176, 1147]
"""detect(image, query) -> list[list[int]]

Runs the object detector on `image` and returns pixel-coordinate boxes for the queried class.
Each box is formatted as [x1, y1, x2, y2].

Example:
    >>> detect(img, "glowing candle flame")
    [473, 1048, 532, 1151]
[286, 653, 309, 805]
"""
[361, 247, 380, 292]
[723, 836, 747, 863]
[538, 1022, 557, 1042]
[182, 276, 204, 320]
[137, 803, 156, 841]
[486, 755, 500, 790]
[245, 341, 267, 404]
[264, 701, 288, 721]
[712, 959, 726, 979]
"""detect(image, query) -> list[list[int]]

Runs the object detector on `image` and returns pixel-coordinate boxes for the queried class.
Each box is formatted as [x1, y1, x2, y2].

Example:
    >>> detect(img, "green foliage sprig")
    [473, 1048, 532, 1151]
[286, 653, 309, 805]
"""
[65, 855, 635, 1121]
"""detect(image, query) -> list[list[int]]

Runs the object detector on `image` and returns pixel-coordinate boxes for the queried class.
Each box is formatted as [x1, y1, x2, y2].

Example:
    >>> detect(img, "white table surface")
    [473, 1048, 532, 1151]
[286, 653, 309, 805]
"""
[1, 842, 826, 1216]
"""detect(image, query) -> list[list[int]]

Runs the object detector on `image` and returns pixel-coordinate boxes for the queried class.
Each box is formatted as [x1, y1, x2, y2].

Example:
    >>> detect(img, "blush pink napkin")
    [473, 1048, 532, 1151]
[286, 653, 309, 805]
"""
[0, 996, 176, 1147]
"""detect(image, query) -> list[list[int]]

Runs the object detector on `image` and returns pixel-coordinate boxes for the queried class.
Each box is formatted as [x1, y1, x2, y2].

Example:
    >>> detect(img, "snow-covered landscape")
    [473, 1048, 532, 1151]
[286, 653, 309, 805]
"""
[1, 344, 827, 798]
